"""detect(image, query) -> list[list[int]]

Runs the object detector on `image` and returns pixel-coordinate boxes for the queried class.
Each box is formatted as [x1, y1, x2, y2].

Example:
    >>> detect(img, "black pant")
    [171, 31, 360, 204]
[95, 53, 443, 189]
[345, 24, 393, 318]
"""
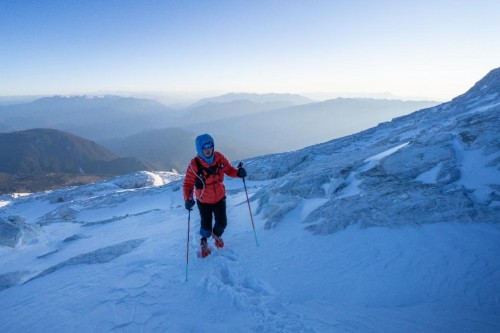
[197, 197, 227, 238]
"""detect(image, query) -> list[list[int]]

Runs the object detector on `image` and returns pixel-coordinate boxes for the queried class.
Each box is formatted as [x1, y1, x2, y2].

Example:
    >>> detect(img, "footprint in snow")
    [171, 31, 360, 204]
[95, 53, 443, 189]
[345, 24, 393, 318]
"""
[197, 251, 314, 332]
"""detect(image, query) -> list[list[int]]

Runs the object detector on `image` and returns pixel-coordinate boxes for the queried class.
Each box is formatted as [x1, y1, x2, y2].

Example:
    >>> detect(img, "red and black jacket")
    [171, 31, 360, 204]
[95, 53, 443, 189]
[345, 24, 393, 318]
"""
[183, 151, 239, 204]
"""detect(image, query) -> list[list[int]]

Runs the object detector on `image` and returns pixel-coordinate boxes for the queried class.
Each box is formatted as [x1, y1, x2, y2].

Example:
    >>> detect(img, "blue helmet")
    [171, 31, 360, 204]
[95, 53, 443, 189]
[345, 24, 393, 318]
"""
[195, 133, 214, 164]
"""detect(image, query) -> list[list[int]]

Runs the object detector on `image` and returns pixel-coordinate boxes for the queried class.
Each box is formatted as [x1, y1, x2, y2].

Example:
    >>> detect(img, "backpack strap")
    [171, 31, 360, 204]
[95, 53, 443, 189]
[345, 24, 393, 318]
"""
[195, 157, 220, 177]
[194, 156, 221, 190]
[194, 157, 204, 177]
[193, 157, 205, 189]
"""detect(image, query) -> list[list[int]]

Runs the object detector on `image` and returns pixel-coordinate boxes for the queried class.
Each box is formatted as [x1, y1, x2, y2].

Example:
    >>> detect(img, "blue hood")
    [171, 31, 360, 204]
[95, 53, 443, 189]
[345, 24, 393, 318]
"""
[195, 133, 215, 164]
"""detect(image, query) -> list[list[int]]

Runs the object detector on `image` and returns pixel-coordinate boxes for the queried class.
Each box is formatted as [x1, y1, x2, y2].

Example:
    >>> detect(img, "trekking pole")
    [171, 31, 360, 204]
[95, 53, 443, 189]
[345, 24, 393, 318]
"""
[238, 162, 259, 247]
[185, 209, 191, 282]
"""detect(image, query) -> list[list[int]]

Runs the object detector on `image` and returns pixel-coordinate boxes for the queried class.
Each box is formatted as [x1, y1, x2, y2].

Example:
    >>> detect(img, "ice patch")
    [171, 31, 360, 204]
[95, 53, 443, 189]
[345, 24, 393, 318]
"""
[416, 162, 443, 184]
[300, 198, 329, 221]
[365, 142, 410, 163]
[337, 173, 363, 198]
[357, 142, 410, 174]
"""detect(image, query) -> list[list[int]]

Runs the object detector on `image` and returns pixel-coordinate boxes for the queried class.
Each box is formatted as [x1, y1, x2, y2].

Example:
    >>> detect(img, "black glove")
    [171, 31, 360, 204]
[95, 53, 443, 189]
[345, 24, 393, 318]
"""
[237, 167, 247, 178]
[185, 199, 195, 211]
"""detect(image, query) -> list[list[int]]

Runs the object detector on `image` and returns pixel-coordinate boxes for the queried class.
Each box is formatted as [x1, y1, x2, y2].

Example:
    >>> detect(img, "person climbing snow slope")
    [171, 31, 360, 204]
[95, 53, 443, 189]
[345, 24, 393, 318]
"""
[183, 134, 247, 257]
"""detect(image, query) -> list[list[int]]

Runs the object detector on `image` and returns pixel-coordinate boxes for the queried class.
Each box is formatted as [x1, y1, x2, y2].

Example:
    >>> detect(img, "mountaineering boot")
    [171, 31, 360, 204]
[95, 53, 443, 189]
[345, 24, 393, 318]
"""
[212, 233, 224, 249]
[200, 238, 211, 258]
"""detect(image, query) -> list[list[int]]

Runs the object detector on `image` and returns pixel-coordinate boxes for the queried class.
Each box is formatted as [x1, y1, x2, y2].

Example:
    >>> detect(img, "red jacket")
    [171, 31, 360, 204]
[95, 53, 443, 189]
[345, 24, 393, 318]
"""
[183, 151, 239, 204]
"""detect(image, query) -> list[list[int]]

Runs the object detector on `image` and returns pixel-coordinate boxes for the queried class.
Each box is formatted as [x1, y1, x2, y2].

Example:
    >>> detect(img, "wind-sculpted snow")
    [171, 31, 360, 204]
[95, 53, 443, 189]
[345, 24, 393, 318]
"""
[0, 271, 31, 291]
[38, 206, 79, 225]
[0, 216, 38, 247]
[82, 209, 163, 227]
[250, 68, 500, 232]
[243, 152, 310, 181]
[198, 250, 315, 332]
[0, 171, 182, 253]
[0, 218, 23, 247]
[26, 239, 145, 283]
[113, 171, 182, 189]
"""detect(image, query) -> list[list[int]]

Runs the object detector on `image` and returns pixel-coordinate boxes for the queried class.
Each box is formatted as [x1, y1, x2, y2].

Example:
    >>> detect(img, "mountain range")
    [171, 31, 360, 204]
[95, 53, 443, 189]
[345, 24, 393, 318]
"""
[0, 95, 176, 140]
[184, 97, 440, 154]
[0, 92, 439, 176]
[0, 128, 149, 193]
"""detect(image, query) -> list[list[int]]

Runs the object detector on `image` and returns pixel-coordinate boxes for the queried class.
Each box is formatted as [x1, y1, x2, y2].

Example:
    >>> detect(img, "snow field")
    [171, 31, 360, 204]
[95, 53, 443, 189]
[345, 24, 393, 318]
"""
[0, 174, 499, 332]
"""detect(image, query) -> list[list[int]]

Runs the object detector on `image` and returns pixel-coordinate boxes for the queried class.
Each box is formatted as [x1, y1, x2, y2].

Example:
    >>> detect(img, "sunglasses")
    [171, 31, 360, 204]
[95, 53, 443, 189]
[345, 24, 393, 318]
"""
[202, 142, 214, 150]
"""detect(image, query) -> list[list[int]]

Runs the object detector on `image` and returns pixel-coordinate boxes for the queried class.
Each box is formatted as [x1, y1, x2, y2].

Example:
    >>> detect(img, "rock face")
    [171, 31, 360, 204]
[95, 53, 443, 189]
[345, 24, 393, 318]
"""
[248, 67, 500, 232]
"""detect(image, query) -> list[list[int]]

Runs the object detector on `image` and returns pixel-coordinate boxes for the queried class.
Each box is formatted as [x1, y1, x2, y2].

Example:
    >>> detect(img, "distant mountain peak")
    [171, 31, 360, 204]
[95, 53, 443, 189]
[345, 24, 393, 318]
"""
[189, 92, 313, 108]
[0, 95, 175, 141]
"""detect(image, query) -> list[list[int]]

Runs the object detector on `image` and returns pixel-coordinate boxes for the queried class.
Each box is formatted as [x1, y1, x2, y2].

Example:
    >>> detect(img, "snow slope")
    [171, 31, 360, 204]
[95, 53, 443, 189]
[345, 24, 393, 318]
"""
[0, 174, 498, 332]
[249, 68, 500, 232]
[1, 68, 499, 332]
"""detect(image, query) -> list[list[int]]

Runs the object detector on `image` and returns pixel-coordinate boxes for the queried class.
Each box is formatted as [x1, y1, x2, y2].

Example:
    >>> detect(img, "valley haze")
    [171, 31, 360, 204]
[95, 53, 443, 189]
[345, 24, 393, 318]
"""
[0, 91, 439, 194]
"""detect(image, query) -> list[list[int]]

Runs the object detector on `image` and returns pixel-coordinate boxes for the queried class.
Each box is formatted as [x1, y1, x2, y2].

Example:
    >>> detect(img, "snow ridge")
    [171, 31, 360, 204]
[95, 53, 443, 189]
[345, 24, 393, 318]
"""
[247, 67, 500, 232]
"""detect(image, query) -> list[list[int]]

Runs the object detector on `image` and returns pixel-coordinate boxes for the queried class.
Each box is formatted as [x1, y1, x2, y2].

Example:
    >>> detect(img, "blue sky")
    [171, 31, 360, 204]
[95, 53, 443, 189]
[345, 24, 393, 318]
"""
[1, 0, 499, 100]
